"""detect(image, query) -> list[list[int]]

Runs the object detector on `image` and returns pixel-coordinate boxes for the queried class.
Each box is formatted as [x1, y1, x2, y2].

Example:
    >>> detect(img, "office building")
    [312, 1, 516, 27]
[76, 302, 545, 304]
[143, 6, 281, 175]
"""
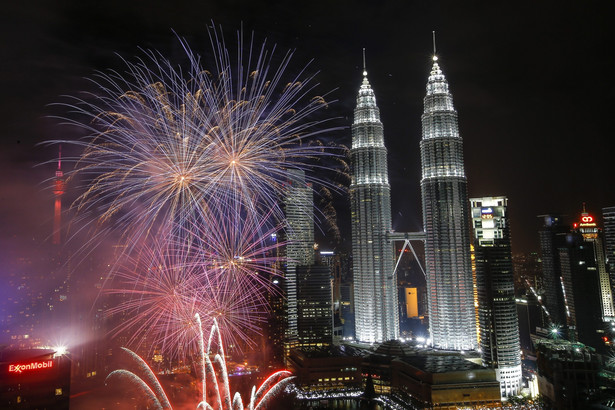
[350, 63, 398, 343]
[282, 169, 315, 355]
[296, 264, 333, 349]
[470, 196, 522, 398]
[602, 206, 615, 303]
[538, 215, 569, 331]
[420, 55, 475, 350]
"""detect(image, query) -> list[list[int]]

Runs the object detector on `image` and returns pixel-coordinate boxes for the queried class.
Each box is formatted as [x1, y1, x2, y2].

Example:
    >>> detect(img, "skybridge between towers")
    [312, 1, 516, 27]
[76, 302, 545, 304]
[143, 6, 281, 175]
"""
[387, 231, 426, 278]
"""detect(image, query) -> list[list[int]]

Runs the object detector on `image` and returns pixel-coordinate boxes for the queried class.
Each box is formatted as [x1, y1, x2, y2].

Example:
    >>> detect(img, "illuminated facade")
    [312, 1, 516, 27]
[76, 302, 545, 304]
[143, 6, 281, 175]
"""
[571, 208, 614, 322]
[420, 56, 476, 350]
[602, 206, 615, 302]
[283, 169, 315, 355]
[0, 349, 71, 408]
[470, 197, 521, 398]
[350, 68, 398, 343]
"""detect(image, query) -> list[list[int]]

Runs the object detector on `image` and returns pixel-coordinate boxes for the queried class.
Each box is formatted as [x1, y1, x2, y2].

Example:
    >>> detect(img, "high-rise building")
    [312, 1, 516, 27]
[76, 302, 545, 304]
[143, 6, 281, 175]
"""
[420, 55, 476, 350]
[350, 63, 398, 343]
[538, 214, 569, 329]
[602, 206, 615, 296]
[470, 196, 521, 398]
[539, 208, 612, 350]
[555, 208, 612, 350]
[296, 264, 333, 348]
[282, 169, 315, 355]
[572, 208, 614, 323]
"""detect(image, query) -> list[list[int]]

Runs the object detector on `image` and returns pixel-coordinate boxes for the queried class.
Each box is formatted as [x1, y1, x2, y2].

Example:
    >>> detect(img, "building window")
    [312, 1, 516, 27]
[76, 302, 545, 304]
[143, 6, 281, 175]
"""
[55, 388, 62, 396]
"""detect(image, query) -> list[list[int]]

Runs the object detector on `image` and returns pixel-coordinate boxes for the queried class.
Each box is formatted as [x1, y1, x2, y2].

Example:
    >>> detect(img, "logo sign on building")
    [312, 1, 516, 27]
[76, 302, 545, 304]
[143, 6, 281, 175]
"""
[481, 207, 494, 219]
[579, 214, 597, 227]
[8, 360, 53, 374]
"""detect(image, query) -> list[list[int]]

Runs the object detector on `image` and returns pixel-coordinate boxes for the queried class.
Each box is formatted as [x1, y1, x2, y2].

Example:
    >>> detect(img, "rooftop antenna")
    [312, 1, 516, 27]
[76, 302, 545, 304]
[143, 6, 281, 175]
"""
[432, 31, 438, 61]
[362, 47, 367, 75]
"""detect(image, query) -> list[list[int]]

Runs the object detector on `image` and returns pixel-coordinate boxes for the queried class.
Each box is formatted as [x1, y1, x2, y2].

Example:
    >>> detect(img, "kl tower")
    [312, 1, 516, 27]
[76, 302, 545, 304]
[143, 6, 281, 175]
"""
[52, 146, 65, 245]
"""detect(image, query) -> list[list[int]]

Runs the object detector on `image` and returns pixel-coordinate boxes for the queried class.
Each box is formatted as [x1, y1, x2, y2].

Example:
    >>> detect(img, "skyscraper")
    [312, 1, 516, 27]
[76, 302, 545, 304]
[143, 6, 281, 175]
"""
[282, 169, 315, 355]
[602, 206, 615, 296]
[420, 56, 476, 350]
[572, 207, 614, 323]
[539, 208, 612, 350]
[470, 196, 521, 398]
[538, 214, 569, 329]
[296, 264, 333, 348]
[350, 63, 398, 343]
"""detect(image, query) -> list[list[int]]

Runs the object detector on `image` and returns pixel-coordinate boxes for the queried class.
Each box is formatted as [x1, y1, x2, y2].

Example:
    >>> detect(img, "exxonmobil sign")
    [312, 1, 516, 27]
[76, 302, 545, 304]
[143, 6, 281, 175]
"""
[8, 360, 53, 374]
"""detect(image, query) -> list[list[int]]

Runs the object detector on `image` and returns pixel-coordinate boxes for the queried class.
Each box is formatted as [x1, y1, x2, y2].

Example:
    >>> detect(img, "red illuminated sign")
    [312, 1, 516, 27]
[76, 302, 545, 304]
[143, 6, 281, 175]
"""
[8, 360, 53, 374]
[579, 213, 597, 227]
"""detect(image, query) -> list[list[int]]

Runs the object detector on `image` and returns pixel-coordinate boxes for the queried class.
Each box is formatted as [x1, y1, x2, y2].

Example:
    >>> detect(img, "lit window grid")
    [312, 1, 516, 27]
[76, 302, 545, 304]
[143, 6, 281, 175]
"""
[350, 74, 399, 343]
[421, 60, 476, 351]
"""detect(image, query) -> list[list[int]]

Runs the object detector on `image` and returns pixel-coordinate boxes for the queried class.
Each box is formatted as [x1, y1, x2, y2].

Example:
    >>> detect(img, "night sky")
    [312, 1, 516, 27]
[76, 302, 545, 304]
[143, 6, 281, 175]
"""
[1, 1, 613, 254]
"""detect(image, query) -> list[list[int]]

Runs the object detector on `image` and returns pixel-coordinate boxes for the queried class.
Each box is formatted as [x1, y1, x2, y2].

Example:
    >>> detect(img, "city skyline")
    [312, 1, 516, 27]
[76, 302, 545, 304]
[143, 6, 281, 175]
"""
[2, 2, 614, 257]
[2, 4, 615, 407]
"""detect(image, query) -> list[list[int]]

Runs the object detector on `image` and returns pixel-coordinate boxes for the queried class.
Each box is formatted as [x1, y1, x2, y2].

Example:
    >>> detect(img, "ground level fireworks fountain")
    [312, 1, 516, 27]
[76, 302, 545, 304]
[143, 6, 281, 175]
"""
[106, 314, 293, 409]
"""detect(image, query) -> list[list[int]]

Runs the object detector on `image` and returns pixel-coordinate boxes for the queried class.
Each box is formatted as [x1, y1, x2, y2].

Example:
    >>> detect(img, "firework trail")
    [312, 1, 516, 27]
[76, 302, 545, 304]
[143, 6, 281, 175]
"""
[52, 27, 338, 253]
[108, 316, 293, 409]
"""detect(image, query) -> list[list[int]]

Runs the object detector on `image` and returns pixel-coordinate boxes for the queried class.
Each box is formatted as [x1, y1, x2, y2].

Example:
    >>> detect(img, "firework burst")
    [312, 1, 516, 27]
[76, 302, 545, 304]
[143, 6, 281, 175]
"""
[51, 26, 340, 365]
[107, 223, 280, 359]
[53, 28, 337, 250]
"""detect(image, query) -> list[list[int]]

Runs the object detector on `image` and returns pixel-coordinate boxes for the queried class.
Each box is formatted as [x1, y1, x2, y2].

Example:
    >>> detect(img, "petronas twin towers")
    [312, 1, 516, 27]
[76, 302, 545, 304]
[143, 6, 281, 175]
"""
[350, 70, 398, 343]
[351, 56, 477, 350]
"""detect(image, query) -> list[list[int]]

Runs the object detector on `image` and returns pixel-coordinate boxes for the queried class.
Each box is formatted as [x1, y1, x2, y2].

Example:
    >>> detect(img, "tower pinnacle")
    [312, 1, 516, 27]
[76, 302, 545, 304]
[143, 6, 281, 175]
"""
[362, 48, 367, 76]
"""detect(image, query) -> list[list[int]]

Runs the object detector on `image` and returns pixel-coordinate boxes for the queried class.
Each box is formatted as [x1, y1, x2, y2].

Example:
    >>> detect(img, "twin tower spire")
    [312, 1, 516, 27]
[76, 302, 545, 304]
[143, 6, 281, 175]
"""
[350, 40, 476, 350]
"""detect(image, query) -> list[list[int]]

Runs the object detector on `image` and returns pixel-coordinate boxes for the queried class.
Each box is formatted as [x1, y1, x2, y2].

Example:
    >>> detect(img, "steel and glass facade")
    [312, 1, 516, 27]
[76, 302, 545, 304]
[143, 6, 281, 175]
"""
[350, 70, 398, 343]
[420, 57, 476, 350]
[470, 196, 521, 398]
[283, 169, 315, 353]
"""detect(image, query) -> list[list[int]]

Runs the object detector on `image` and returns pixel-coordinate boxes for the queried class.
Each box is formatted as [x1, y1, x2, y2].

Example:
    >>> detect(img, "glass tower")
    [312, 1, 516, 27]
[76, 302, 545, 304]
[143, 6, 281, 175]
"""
[420, 56, 476, 350]
[282, 169, 314, 354]
[470, 196, 521, 398]
[350, 68, 398, 343]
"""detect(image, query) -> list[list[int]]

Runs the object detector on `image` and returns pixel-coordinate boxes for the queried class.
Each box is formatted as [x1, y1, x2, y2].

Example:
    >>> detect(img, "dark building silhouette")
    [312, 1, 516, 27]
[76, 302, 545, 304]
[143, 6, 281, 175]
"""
[538, 209, 612, 351]
[538, 215, 570, 331]
[535, 339, 601, 409]
[296, 264, 333, 349]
